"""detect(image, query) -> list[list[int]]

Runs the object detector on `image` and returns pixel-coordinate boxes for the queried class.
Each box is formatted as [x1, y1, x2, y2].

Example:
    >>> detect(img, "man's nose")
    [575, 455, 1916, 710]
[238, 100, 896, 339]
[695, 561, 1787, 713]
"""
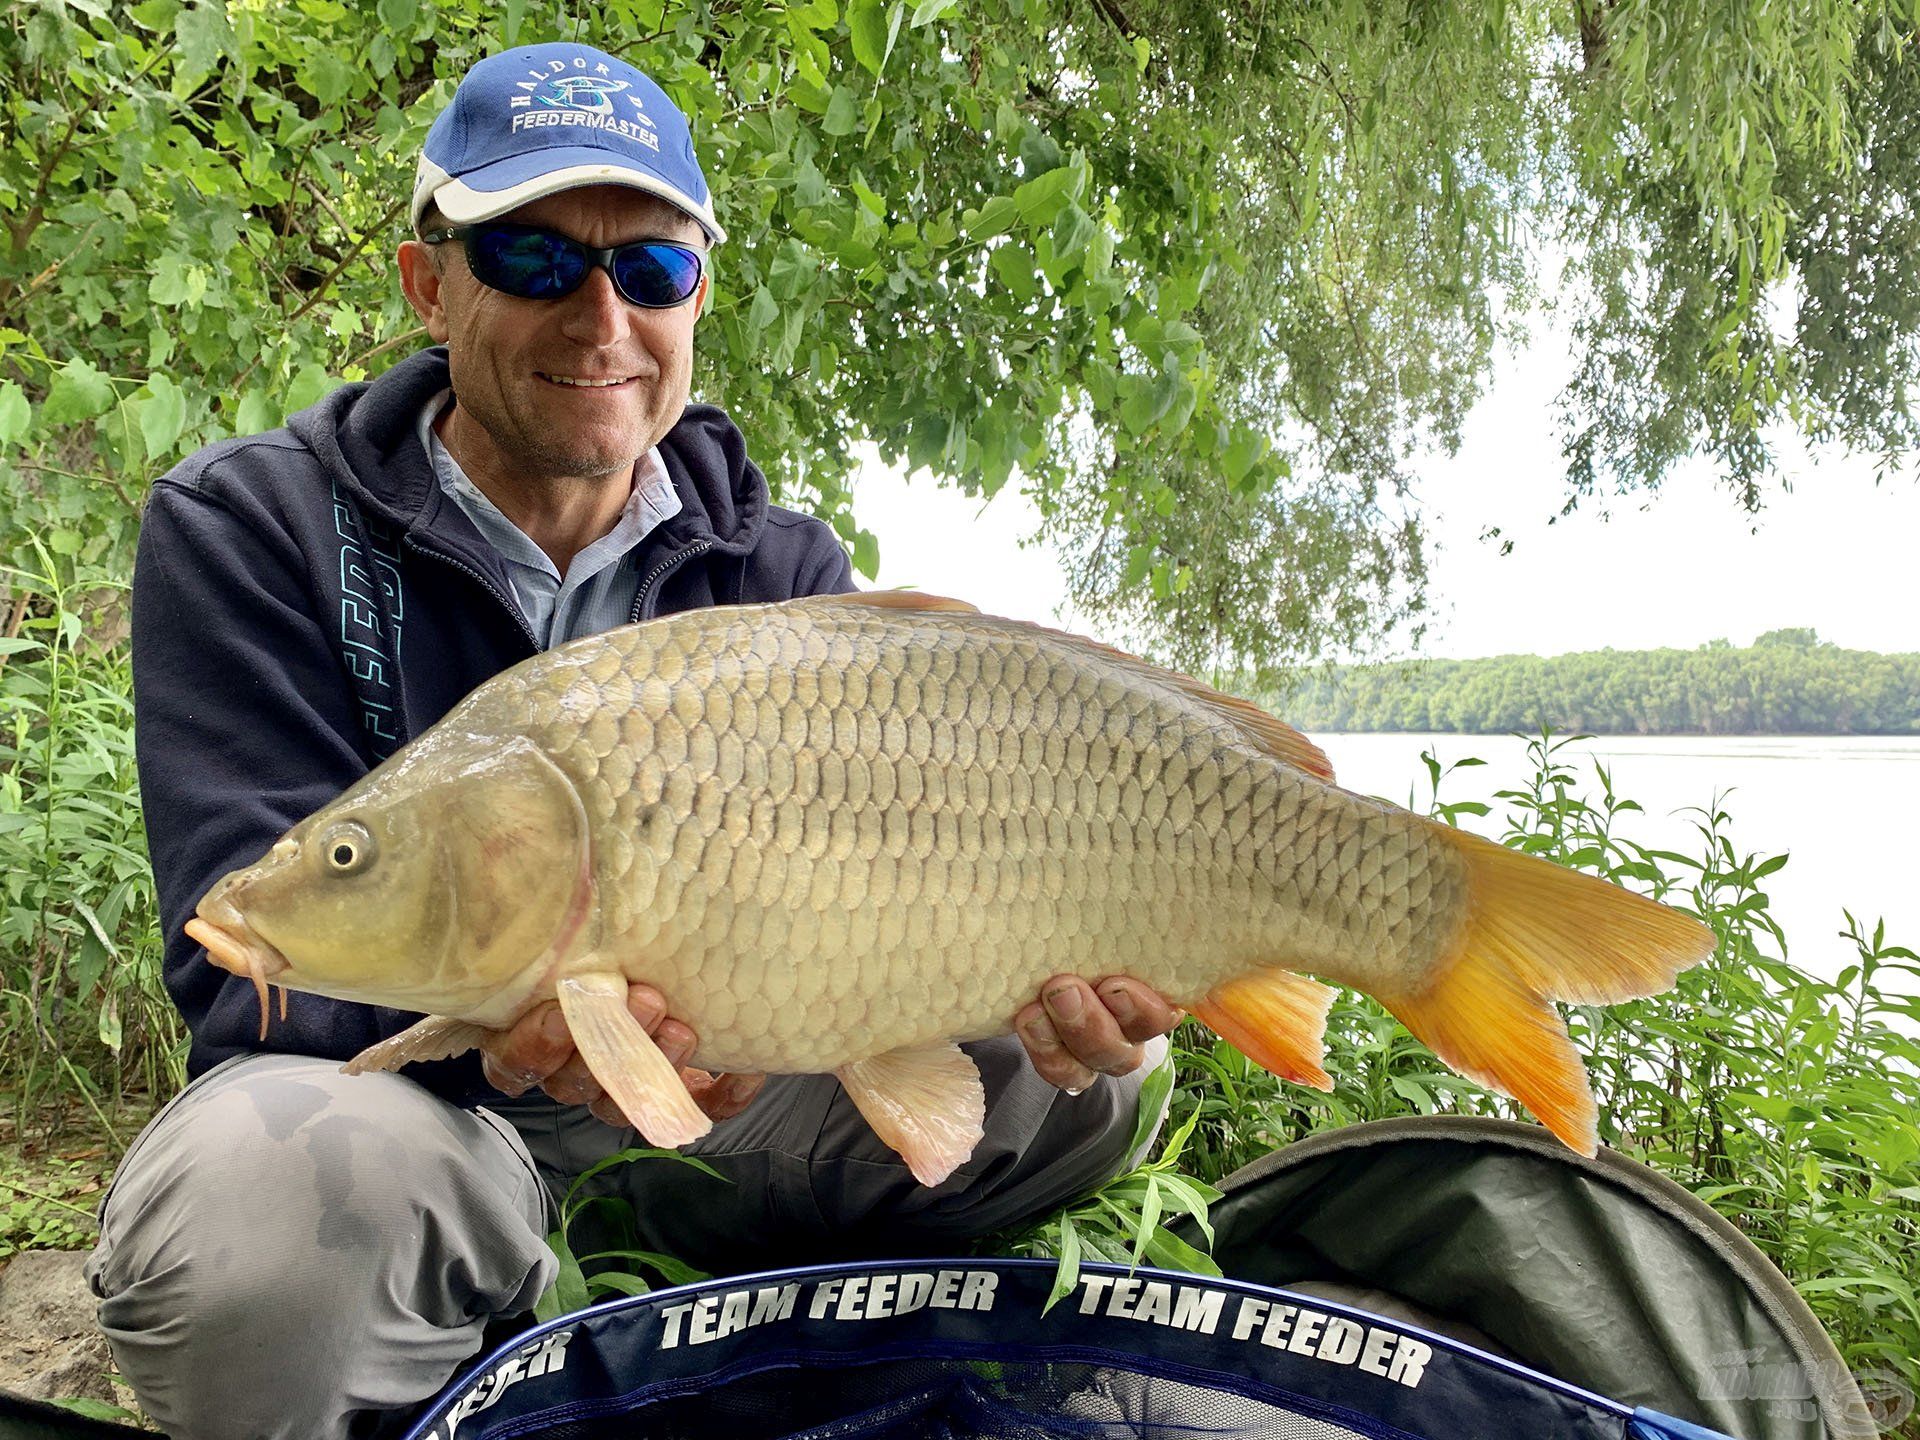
[557, 266, 631, 347]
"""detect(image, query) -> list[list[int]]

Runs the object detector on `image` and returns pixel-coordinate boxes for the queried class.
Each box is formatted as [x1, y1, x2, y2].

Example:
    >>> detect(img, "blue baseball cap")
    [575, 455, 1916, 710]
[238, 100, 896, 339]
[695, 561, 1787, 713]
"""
[411, 43, 725, 244]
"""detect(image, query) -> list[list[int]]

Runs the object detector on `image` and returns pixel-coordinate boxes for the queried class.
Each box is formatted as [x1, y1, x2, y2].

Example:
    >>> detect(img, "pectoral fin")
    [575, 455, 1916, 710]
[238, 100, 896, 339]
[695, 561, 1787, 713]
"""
[835, 1043, 986, 1187]
[343, 1015, 490, 1076]
[556, 971, 712, 1148]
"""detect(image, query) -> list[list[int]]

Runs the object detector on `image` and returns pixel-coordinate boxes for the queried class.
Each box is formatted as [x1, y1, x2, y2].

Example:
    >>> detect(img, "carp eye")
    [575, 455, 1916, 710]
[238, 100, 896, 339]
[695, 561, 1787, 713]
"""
[318, 822, 376, 876]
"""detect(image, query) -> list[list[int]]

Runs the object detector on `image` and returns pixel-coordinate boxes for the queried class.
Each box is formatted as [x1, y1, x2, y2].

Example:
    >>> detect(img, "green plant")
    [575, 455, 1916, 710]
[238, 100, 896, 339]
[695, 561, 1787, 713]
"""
[0, 544, 181, 1135]
[992, 1050, 1223, 1312]
[534, 1147, 725, 1321]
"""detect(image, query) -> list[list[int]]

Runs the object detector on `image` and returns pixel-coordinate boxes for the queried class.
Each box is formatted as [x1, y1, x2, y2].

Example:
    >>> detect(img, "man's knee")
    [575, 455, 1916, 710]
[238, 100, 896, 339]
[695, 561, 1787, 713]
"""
[87, 1056, 554, 1439]
[95, 1056, 519, 1283]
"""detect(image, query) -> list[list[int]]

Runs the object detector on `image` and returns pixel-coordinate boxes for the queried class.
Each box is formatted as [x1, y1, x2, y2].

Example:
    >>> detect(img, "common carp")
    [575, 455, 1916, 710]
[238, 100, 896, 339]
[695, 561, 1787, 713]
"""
[187, 592, 1713, 1184]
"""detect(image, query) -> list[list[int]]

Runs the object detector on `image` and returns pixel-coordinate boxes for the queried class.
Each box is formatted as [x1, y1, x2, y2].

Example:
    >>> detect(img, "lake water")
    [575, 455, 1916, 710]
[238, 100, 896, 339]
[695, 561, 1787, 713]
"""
[1316, 733, 1920, 988]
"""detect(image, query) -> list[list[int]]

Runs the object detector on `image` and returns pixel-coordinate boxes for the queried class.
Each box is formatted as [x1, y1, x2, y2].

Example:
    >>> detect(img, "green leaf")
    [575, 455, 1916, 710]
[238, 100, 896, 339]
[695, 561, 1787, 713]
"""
[852, 529, 880, 579]
[174, 1, 235, 82]
[284, 362, 334, 416]
[557, 1148, 727, 1230]
[235, 388, 277, 436]
[575, 1248, 709, 1287]
[1040, 1216, 1081, 1315]
[1140, 1226, 1222, 1277]
[1222, 427, 1266, 484]
[848, 0, 889, 75]
[535, 1228, 590, 1321]
[375, 0, 418, 30]
[746, 286, 780, 345]
[1126, 1049, 1174, 1157]
[1011, 164, 1083, 226]
[822, 85, 861, 137]
[910, 0, 955, 25]
[140, 375, 188, 460]
[41, 361, 116, 426]
[98, 991, 123, 1053]
[0, 382, 30, 447]
[1049, 203, 1095, 268]
[586, 1271, 652, 1299]
[1118, 373, 1169, 436]
[303, 52, 358, 107]
[962, 196, 1020, 243]
[44, 1399, 145, 1424]
[1130, 1176, 1162, 1267]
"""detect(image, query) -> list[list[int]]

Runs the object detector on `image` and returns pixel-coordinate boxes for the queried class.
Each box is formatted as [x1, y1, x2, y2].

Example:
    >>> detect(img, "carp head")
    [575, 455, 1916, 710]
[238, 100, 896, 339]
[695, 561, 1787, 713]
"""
[187, 733, 593, 1032]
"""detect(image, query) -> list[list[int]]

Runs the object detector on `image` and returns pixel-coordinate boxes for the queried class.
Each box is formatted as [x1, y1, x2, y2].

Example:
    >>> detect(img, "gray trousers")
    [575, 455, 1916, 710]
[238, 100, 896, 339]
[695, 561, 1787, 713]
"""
[86, 1040, 1158, 1440]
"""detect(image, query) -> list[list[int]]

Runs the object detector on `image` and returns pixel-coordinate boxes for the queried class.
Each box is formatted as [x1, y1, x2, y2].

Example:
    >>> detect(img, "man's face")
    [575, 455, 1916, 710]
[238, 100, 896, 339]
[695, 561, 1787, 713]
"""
[399, 185, 710, 482]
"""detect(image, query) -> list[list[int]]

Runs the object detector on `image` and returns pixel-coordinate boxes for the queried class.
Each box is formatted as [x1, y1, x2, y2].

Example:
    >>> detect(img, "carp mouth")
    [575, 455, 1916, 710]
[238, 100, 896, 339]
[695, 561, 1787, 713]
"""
[186, 889, 292, 1042]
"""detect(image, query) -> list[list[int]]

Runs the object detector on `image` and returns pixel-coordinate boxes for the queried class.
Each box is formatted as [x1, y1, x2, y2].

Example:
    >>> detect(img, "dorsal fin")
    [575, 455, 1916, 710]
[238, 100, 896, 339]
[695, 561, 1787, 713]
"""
[794, 590, 980, 614]
[784, 592, 1333, 782]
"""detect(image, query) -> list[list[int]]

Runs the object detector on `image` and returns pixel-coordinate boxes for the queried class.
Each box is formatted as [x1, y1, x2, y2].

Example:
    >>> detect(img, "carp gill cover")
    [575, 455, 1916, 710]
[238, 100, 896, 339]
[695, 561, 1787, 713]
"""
[186, 593, 1714, 1185]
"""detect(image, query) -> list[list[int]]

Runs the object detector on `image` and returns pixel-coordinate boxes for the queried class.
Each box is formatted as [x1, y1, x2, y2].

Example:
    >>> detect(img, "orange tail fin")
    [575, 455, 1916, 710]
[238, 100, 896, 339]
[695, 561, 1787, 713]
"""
[1192, 969, 1337, 1091]
[1379, 825, 1715, 1155]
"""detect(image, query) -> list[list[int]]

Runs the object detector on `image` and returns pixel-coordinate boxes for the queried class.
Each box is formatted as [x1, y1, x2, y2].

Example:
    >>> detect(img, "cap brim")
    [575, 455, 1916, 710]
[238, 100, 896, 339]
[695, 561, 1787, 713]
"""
[424, 150, 725, 245]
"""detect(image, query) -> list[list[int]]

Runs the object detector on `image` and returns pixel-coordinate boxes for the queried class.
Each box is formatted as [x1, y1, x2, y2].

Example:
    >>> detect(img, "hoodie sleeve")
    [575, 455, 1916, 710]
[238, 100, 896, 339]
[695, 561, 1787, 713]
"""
[134, 474, 435, 1080]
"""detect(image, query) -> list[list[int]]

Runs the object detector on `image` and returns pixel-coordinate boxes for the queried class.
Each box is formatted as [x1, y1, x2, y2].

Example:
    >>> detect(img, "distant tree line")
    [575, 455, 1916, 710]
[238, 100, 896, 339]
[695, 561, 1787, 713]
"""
[1272, 630, 1920, 734]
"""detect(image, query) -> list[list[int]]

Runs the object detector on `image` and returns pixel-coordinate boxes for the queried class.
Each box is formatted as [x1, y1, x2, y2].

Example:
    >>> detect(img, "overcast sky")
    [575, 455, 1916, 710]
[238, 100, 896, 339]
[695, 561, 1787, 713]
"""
[854, 318, 1920, 660]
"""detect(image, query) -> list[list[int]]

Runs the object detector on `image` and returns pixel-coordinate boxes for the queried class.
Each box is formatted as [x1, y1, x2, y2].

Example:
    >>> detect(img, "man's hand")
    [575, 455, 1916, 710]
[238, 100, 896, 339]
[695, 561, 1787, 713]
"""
[1013, 975, 1184, 1093]
[478, 983, 765, 1128]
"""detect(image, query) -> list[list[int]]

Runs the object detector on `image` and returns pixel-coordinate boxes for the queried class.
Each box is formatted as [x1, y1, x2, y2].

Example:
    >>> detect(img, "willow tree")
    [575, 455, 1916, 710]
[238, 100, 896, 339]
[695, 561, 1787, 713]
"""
[1, 0, 1915, 671]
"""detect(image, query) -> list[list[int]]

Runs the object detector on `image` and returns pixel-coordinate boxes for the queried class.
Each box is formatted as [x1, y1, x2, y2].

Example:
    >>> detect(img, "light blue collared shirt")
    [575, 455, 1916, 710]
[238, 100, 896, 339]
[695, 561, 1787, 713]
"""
[418, 391, 682, 649]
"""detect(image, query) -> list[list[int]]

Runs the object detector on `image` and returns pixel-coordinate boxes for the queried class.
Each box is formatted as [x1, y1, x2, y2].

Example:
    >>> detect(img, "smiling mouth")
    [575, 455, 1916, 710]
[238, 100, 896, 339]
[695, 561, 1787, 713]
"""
[538, 372, 640, 389]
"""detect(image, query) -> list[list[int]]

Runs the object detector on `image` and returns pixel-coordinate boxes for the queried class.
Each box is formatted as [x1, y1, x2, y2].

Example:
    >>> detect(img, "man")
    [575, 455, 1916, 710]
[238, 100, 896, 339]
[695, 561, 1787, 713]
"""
[86, 42, 1180, 1440]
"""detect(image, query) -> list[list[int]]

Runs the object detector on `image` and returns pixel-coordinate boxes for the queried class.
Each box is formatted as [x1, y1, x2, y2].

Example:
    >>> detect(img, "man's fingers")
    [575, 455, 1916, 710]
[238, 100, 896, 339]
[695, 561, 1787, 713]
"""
[1015, 1000, 1100, 1094]
[587, 1094, 627, 1128]
[1093, 976, 1185, 1044]
[654, 1019, 696, 1071]
[486, 984, 726, 1119]
[684, 1068, 765, 1121]
[479, 1001, 574, 1096]
[542, 1051, 603, 1107]
[1040, 975, 1145, 1077]
[626, 984, 667, 1034]
[585, 1069, 763, 1128]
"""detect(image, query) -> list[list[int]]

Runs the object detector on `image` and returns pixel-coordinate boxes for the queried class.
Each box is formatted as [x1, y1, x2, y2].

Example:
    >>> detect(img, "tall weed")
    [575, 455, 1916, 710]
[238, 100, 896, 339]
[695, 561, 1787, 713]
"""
[0, 543, 181, 1139]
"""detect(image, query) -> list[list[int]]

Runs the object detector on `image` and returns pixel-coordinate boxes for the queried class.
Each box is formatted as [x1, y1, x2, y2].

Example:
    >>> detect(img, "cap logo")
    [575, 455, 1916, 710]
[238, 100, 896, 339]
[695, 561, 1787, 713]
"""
[538, 75, 627, 115]
[507, 57, 661, 152]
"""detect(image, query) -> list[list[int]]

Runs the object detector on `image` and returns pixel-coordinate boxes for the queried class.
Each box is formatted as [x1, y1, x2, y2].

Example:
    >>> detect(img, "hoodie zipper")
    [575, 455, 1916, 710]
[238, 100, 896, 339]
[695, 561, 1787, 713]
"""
[402, 531, 713, 647]
[401, 534, 541, 652]
[632, 538, 712, 622]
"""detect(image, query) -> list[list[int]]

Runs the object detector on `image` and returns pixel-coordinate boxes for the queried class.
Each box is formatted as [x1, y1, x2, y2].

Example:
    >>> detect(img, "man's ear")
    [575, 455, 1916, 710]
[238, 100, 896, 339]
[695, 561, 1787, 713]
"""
[691, 270, 711, 322]
[397, 239, 452, 343]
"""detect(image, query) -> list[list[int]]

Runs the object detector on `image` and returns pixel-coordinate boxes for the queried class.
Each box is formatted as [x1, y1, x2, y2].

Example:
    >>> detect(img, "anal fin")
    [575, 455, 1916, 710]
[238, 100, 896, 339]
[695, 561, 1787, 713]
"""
[557, 970, 712, 1148]
[344, 1015, 490, 1076]
[836, 1043, 986, 1187]
[1191, 969, 1336, 1091]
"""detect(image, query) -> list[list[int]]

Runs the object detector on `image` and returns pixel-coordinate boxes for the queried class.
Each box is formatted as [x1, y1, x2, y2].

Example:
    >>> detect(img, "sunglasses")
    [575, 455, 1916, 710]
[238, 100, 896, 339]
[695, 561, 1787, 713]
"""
[420, 223, 705, 309]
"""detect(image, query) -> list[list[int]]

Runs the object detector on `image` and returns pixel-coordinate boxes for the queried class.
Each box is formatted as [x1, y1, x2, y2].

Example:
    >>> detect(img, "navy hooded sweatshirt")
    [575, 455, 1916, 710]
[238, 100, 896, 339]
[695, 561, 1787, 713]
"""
[132, 348, 854, 1105]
